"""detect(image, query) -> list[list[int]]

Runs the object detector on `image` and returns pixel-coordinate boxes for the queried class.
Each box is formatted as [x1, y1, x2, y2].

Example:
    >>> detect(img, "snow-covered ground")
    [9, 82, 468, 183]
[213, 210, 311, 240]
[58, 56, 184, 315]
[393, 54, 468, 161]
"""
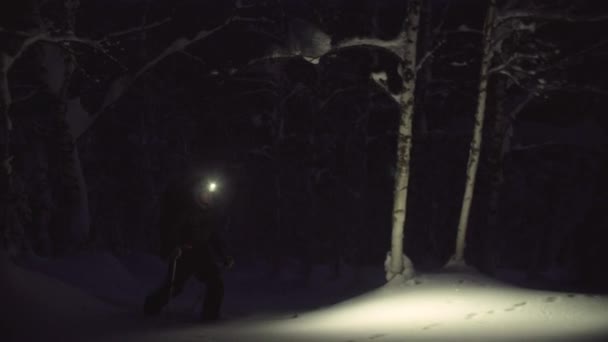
[2, 251, 608, 342]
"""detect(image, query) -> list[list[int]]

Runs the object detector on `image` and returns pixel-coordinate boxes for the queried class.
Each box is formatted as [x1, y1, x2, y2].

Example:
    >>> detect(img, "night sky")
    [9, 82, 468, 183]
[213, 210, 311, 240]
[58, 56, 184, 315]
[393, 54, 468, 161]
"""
[2, 0, 608, 296]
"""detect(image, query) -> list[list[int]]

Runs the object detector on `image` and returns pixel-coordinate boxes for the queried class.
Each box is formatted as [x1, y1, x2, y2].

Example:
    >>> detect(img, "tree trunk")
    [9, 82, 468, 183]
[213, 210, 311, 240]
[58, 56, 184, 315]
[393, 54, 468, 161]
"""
[0, 57, 12, 250]
[451, 0, 497, 264]
[36, 0, 91, 254]
[418, 0, 435, 138]
[386, 0, 421, 282]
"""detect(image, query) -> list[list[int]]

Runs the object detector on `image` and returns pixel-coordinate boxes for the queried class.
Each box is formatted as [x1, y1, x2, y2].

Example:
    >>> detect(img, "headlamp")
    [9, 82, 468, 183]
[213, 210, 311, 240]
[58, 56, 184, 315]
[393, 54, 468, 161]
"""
[207, 181, 218, 193]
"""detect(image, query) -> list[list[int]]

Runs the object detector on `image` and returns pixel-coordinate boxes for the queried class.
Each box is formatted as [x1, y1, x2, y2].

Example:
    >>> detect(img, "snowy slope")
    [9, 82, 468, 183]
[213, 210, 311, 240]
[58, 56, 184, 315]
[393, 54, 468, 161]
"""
[3, 252, 608, 342]
[0, 252, 116, 342]
[101, 266, 608, 342]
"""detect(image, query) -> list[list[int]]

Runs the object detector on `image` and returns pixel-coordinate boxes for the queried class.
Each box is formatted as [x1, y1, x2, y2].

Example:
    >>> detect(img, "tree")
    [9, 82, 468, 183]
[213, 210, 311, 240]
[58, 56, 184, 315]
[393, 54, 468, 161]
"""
[450, 0, 608, 266]
[384, 0, 422, 282]
[450, 0, 497, 265]
[0, 0, 261, 254]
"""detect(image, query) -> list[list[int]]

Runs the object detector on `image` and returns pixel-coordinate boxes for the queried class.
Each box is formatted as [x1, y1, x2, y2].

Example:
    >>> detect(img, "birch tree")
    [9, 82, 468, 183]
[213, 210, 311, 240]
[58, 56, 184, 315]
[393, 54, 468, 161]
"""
[0, 1, 247, 253]
[451, 0, 497, 265]
[483, 3, 608, 272]
[242, 0, 427, 281]
[450, 0, 608, 266]
[287, 1, 428, 281]
[0, 54, 15, 251]
[383, 0, 421, 282]
[304, 3, 425, 281]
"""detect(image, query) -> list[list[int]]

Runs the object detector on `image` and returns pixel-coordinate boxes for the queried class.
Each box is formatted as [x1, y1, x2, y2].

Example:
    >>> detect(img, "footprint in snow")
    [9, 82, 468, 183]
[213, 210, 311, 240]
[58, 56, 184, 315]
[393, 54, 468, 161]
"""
[486, 310, 494, 315]
[368, 333, 386, 339]
[544, 296, 558, 303]
[504, 302, 526, 312]
[423, 323, 441, 330]
[465, 313, 477, 320]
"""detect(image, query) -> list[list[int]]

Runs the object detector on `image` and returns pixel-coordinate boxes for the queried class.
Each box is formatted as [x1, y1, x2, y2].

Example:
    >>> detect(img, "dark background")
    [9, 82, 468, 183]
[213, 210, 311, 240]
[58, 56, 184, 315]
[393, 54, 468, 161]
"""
[2, 0, 607, 292]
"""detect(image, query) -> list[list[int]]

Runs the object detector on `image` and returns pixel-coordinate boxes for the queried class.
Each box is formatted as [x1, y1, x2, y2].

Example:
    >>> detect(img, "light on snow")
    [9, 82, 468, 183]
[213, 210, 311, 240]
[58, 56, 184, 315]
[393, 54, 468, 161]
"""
[214, 272, 608, 342]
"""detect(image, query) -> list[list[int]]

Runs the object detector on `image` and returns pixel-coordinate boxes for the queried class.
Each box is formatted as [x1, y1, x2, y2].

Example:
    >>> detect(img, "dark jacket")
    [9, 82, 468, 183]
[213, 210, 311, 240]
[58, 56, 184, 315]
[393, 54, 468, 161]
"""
[159, 184, 227, 260]
[176, 202, 227, 257]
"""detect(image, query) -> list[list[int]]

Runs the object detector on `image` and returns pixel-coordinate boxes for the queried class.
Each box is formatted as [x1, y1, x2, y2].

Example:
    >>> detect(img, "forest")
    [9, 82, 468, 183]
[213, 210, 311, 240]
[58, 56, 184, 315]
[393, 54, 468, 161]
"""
[2, 0, 608, 292]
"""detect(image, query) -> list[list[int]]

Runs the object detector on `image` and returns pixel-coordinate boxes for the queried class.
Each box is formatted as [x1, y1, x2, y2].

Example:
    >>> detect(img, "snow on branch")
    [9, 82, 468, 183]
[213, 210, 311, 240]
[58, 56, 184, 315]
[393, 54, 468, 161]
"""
[336, 32, 407, 61]
[1, 30, 121, 74]
[132, 14, 275, 79]
[133, 18, 227, 80]
[96, 16, 236, 112]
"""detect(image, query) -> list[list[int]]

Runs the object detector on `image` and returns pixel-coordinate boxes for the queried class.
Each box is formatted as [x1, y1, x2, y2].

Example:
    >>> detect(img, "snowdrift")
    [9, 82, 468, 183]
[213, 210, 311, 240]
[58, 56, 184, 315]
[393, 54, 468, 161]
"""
[0, 252, 115, 342]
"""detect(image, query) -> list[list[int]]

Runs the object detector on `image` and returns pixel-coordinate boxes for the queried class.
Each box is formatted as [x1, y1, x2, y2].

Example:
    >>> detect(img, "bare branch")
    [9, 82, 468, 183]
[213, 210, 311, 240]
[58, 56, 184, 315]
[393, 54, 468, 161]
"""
[320, 85, 367, 112]
[416, 39, 445, 73]
[433, 0, 452, 35]
[497, 70, 525, 89]
[4, 33, 47, 71]
[0, 27, 35, 38]
[106, 17, 172, 38]
[278, 83, 309, 109]
[537, 39, 608, 73]
[229, 77, 278, 89]
[235, 88, 278, 98]
[489, 53, 539, 75]
[511, 141, 559, 152]
[497, 11, 608, 27]
[179, 50, 207, 66]
[441, 26, 483, 36]
[506, 92, 535, 125]
[547, 84, 608, 95]
[1, 30, 124, 73]
[12, 90, 39, 103]
[134, 16, 234, 79]
[75, 16, 237, 138]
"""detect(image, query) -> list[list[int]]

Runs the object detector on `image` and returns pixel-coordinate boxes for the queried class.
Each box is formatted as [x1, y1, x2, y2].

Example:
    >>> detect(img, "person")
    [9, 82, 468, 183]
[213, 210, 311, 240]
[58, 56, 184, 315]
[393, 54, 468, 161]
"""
[144, 174, 233, 321]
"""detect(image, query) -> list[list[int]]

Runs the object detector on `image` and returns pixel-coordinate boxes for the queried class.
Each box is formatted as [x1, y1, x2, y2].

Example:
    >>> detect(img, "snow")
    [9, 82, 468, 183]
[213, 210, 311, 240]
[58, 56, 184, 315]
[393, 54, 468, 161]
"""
[450, 61, 469, 67]
[0, 251, 115, 342]
[337, 32, 407, 60]
[2, 252, 608, 342]
[384, 252, 415, 282]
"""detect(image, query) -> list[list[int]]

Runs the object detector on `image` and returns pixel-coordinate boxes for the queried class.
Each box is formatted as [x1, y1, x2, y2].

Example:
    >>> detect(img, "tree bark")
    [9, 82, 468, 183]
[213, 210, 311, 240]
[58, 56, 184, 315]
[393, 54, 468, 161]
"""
[452, 0, 497, 264]
[0, 58, 12, 250]
[387, 0, 421, 282]
[35, 0, 90, 254]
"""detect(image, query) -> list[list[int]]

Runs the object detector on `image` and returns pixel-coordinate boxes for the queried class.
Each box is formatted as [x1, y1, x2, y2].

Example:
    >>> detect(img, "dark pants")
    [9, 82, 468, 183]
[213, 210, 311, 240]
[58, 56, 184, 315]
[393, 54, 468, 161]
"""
[144, 248, 224, 320]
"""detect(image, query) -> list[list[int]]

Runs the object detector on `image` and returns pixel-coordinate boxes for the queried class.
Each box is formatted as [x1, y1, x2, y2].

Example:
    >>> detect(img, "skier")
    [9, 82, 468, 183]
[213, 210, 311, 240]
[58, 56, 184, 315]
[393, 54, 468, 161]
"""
[144, 173, 234, 321]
